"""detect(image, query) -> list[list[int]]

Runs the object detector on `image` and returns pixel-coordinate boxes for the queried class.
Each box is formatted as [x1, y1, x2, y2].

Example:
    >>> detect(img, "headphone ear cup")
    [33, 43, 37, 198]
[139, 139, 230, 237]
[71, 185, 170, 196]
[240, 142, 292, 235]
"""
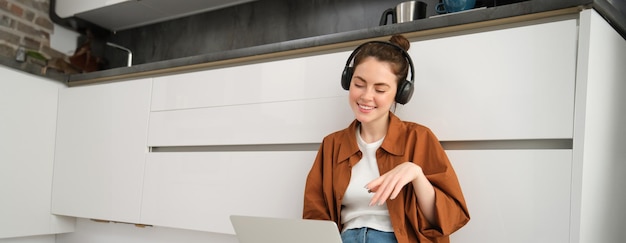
[341, 66, 353, 90]
[395, 80, 415, 104]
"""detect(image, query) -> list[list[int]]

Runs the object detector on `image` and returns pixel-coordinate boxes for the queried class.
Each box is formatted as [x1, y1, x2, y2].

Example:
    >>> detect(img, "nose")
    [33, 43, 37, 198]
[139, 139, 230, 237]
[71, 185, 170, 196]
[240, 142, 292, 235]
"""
[360, 86, 375, 101]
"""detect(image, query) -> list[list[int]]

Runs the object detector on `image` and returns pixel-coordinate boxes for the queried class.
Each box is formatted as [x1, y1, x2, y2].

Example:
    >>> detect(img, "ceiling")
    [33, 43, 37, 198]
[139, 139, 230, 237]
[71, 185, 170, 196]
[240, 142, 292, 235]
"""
[74, 0, 257, 32]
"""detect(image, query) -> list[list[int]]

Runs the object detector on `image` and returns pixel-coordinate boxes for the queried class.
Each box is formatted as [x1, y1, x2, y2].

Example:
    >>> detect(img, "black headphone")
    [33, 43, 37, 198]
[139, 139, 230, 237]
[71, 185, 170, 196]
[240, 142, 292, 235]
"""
[341, 40, 415, 105]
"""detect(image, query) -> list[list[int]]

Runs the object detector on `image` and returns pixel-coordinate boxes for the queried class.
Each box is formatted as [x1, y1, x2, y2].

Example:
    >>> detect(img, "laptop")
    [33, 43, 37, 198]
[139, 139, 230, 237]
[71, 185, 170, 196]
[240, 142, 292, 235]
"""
[230, 215, 343, 243]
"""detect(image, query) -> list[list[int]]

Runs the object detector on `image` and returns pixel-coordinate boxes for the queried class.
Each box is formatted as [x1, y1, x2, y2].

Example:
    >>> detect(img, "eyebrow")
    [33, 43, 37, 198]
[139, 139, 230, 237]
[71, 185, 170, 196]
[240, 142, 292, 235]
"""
[353, 76, 392, 87]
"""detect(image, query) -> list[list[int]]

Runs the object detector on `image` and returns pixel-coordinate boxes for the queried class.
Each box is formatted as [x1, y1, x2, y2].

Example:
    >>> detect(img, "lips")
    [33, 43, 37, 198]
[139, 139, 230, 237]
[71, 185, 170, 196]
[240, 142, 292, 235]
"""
[358, 103, 375, 112]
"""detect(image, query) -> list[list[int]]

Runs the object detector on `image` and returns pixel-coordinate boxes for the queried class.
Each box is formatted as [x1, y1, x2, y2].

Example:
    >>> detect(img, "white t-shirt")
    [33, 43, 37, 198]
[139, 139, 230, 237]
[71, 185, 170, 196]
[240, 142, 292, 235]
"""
[340, 127, 393, 232]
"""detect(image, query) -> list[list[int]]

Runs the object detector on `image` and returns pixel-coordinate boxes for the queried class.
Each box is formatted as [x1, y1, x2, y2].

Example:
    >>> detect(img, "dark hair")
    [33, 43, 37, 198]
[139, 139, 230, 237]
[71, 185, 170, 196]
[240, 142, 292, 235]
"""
[352, 35, 411, 85]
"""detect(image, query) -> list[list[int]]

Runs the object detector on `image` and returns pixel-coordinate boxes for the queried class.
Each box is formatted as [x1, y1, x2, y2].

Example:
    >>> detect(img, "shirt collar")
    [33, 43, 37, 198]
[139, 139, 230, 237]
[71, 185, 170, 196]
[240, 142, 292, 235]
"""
[380, 112, 407, 156]
[337, 112, 407, 163]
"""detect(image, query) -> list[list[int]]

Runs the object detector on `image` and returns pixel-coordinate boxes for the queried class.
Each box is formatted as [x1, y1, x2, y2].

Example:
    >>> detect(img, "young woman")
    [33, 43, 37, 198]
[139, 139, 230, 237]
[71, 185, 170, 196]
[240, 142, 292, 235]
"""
[303, 35, 470, 243]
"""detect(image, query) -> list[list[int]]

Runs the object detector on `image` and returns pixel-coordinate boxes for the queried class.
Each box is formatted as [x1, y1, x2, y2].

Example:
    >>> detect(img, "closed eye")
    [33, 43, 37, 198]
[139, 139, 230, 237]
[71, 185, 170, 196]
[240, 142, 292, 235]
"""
[375, 84, 389, 93]
[353, 79, 366, 88]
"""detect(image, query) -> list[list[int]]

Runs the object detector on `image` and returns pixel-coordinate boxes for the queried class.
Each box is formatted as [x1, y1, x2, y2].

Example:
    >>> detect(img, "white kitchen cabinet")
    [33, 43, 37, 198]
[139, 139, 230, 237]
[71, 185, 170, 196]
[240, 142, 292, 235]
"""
[150, 16, 578, 146]
[40, 8, 625, 243]
[398, 17, 578, 141]
[141, 15, 581, 237]
[571, 10, 626, 243]
[51, 78, 152, 223]
[148, 97, 352, 147]
[56, 0, 256, 31]
[54, 0, 124, 18]
[141, 151, 316, 234]
[0, 66, 74, 238]
[447, 149, 572, 243]
[149, 49, 351, 147]
[150, 50, 347, 112]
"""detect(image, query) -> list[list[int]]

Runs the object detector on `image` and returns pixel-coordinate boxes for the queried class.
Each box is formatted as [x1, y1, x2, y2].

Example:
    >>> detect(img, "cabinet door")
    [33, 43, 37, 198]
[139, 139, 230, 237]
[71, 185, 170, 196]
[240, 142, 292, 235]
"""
[141, 151, 316, 234]
[398, 18, 578, 141]
[148, 97, 352, 146]
[51, 78, 152, 223]
[0, 66, 74, 238]
[149, 49, 351, 147]
[447, 149, 572, 243]
[151, 51, 346, 111]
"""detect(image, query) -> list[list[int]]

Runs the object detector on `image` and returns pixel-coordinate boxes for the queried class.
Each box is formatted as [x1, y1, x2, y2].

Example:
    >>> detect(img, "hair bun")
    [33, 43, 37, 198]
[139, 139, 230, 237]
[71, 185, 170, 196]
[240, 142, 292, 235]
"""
[389, 35, 410, 51]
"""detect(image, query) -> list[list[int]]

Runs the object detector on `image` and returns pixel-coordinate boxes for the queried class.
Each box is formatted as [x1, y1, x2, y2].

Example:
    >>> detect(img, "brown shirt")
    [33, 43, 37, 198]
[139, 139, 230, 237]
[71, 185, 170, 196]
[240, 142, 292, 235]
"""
[303, 112, 470, 243]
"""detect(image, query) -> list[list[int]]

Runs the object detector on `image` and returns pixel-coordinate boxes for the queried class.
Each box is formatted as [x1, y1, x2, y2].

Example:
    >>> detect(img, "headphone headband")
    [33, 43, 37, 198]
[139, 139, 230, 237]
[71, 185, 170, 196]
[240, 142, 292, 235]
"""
[341, 40, 415, 104]
[344, 41, 414, 83]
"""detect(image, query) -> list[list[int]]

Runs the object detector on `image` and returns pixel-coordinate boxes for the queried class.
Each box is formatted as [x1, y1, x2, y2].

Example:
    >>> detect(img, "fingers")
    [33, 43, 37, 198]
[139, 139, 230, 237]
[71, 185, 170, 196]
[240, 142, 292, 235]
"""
[365, 178, 383, 205]
[367, 182, 383, 206]
[365, 176, 382, 193]
[367, 172, 402, 206]
[366, 162, 420, 206]
[390, 182, 404, 200]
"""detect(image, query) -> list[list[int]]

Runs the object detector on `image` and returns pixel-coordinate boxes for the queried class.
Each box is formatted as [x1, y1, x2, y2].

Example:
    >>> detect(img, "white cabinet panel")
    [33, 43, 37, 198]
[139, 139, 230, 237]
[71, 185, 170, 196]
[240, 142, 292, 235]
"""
[52, 79, 152, 223]
[398, 18, 577, 141]
[574, 10, 626, 243]
[152, 18, 577, 142]
[141, 151, 316, 234]
[0, 66, 74, 238]
[448, 150, 572, 243]
[55, 0, 111, 18]
[151, 51, 347, 111]
[55, 0, 129, 18]
[148, 96, 352, 146]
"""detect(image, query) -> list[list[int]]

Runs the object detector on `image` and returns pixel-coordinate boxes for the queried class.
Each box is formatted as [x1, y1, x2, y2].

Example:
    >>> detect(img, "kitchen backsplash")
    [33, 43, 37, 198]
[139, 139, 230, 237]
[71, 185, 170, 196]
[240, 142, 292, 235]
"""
[0, 0, 524, 74]
[97, 0, 523, 70]
[100, 0, 446, 69]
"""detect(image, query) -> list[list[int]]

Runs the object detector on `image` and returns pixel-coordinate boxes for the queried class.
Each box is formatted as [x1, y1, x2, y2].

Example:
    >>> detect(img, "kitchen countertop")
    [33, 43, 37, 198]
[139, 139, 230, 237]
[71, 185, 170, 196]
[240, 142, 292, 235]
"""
[46, 0, 626, 85]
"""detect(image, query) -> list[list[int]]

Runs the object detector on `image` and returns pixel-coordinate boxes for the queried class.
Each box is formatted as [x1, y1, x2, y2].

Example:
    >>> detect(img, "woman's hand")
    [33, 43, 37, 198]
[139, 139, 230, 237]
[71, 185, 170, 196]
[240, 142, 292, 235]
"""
[365, 162, 422, 206]
[366, 162, 438, 225]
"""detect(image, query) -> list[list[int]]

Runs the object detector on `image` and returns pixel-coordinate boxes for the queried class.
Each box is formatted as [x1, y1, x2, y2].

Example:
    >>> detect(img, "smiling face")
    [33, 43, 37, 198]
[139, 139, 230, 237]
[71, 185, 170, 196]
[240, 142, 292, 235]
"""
[349, 56, 398, 127]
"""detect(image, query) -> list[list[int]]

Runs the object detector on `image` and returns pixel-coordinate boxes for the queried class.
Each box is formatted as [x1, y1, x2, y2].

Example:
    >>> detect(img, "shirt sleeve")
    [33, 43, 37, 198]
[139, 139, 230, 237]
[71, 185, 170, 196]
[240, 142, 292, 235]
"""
[413, 127, 470, 238]
[302, 139, 333, 221]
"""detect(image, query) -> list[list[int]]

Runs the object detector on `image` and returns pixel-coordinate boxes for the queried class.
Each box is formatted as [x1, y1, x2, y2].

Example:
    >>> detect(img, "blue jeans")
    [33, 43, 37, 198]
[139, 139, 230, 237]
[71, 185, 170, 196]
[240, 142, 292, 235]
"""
[341, 227, 398, 243]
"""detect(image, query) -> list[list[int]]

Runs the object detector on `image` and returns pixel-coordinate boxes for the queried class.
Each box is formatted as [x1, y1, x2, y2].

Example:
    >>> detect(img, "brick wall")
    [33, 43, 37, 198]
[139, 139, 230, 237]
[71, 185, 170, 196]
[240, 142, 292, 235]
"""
[0, 0, 66, 62]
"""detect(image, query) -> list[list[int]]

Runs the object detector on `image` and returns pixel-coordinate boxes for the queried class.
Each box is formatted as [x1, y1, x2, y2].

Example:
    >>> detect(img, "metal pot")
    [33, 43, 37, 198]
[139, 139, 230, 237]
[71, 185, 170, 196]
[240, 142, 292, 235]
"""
[380, 1, 427, 25]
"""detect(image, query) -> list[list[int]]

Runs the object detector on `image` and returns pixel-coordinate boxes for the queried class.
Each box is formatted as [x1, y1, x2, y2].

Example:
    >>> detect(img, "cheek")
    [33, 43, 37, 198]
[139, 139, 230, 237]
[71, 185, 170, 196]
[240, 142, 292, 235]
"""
[387, 90, 397, 102]
[348, 88, 359, 101]
[379, 92, 398, 108]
